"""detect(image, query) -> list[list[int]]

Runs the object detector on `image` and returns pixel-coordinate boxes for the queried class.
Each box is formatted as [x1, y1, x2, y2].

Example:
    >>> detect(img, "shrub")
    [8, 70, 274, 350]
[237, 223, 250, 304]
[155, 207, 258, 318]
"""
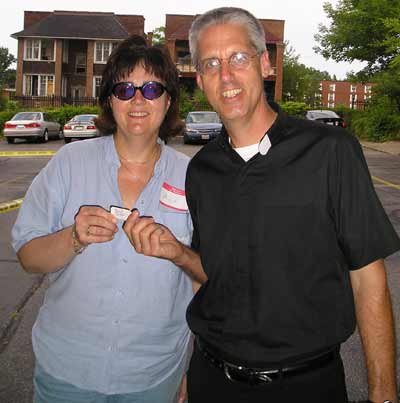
[350, 96, 400, 141]
[279, 101, 308, 117]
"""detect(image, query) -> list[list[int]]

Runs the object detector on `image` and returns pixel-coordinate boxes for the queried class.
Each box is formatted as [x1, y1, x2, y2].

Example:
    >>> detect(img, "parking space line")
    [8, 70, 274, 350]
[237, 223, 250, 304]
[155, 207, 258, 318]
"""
[0, 151, 55, 157]
[372, 175, 400, 191]
[0, 198, 23, 213]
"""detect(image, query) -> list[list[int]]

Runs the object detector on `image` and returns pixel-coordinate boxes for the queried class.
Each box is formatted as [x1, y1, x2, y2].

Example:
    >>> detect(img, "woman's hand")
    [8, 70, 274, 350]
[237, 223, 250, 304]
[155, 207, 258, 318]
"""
[74, 205, 118, 246]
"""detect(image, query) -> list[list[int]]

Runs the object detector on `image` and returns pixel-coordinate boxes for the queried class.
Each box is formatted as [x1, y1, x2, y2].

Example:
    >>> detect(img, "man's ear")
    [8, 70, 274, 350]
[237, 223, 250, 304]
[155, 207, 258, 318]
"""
[260, 51, 273, 78]
[196, 73, 204, 91]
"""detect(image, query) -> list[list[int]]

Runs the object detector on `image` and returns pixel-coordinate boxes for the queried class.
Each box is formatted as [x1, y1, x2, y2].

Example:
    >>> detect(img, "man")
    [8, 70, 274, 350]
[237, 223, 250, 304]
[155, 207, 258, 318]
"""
[124, 7, 400, 403]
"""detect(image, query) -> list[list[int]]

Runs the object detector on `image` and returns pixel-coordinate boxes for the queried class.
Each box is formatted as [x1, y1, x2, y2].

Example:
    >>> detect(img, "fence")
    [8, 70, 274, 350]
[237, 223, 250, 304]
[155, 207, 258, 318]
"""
[10, 95, 99, 108]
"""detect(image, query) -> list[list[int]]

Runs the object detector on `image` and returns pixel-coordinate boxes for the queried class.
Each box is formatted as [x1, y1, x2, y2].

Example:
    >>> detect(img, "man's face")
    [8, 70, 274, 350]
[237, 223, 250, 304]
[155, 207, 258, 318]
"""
[196, 23, 271, 126]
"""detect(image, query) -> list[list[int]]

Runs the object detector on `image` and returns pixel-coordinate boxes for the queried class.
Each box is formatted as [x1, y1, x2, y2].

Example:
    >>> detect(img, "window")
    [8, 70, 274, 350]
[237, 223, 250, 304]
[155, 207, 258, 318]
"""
[349, 94, 357, 109]
[328, 102, 335, 108]
[350, 84, 357, 92]
[93, 76, 102, 97]
[328, 83, 336, 92]
[62, 76, 67, 97]
[24, 39, 55, 61]
[23, 75, 55, 96]
[62, 40, 69, 63]
[94, 41, 118, 63]
[328, 93, 335, 101]
[75, 54, 86, 75]
[364, 85, 372, 94]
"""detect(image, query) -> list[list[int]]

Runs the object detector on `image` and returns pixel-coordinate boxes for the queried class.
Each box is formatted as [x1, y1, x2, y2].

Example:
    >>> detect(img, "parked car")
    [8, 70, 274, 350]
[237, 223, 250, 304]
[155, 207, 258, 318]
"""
[3, 112, 62, 143]
[183, 111, 222, 144]
[63, 114, 99, 143]
[305, 110, 346, 128]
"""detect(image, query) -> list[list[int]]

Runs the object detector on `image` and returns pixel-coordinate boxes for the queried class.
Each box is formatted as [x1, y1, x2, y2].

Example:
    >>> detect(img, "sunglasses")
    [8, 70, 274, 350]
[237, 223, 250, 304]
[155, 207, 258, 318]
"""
[112, 81, 167, 101]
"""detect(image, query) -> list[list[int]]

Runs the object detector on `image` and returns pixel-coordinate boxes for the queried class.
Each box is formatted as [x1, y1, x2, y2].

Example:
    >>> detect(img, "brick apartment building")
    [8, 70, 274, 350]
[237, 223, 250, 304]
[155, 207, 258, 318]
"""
[320, 80, 375, 109]
[11, 10, 145, 103]
[165, 14, 285, 101]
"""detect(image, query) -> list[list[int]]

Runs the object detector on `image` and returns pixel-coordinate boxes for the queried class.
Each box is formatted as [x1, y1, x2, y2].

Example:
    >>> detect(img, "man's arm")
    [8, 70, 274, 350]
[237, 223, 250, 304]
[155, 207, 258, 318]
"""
[123, 210, 208, 284]
[350, 259, 398, 403]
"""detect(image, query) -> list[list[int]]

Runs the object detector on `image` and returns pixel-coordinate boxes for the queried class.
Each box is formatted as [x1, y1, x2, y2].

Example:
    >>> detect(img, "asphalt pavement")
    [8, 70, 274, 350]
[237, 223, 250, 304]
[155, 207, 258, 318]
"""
[0, 138, 399, 402]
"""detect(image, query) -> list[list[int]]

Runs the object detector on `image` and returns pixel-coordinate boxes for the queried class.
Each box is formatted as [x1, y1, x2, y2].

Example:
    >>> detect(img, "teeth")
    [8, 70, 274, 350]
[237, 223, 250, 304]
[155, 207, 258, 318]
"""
[129, 112, 148, 117]
[222, 88, 242, 98]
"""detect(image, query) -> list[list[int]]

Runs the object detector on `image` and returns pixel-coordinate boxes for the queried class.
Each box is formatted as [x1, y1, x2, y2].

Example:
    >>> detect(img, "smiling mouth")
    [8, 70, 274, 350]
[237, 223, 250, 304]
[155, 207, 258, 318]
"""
[222, 88, 242, 98]
[128, 112, 148, 117]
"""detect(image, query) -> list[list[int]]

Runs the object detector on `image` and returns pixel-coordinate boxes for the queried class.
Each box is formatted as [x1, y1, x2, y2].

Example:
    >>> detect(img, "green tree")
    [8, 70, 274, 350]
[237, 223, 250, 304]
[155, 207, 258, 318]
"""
[152, 27, 165, 45]
[282, 41, 331, 106]
[0, 47, 16, 88]
[314, 0, 400, 75]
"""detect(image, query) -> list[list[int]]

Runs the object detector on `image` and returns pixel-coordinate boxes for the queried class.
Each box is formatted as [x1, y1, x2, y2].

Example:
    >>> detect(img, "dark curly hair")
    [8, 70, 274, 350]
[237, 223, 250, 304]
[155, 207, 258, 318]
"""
[95, 35, 182, 141]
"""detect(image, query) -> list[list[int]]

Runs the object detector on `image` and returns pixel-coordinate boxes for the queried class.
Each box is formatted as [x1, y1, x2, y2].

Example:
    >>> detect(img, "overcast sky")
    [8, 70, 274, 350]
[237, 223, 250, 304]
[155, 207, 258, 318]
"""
[1, 0, 366, 79]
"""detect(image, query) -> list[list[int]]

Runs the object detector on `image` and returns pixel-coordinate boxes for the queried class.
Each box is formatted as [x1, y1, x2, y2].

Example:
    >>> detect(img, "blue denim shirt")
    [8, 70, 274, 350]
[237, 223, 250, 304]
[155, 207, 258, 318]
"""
[12, 135, 193, 394]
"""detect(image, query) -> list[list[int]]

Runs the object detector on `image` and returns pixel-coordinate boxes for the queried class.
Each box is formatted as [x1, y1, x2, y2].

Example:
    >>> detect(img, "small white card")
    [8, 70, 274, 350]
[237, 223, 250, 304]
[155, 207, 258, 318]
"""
[110, 205, 132, 221]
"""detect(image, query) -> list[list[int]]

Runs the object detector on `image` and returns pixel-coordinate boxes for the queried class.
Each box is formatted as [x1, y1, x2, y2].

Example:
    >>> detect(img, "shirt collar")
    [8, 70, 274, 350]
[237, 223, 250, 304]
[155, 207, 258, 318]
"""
[103, 134, 167, 178]
[217, 101, 288, 153]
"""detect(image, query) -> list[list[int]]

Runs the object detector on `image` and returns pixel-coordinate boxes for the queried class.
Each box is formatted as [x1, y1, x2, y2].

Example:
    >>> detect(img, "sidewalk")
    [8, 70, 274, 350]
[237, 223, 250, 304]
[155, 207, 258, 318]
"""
[360, 140, 400, 156]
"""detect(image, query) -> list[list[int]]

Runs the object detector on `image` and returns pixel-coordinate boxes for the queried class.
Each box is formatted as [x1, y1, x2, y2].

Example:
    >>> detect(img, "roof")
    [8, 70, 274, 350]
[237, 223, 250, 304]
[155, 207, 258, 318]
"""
[11, 11, 143, 40]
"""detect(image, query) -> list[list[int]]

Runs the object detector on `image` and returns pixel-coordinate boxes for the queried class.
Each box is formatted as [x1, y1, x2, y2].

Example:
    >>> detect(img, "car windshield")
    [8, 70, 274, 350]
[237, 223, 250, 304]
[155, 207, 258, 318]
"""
[309, 111, 339, 119]
[186, 113, 220, 124]
[12, 112, 41, 121]
[70, 115, 96, 123]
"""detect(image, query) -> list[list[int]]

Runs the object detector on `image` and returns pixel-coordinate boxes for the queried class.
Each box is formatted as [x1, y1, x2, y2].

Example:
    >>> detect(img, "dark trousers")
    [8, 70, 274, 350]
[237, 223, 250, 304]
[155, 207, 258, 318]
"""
[187, 344, 348, 403]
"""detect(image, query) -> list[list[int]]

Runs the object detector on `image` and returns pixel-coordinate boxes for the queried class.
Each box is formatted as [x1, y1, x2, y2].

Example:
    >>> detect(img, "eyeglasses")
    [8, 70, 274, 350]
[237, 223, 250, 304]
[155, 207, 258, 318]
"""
[112, 81, 167, 101]
[198, 52, 259, 75]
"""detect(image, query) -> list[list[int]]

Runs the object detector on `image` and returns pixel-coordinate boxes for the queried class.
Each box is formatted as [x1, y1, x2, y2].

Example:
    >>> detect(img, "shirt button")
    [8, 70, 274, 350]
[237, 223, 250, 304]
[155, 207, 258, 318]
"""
[122, 258, 128, 263]
[113, 319, 119, 325]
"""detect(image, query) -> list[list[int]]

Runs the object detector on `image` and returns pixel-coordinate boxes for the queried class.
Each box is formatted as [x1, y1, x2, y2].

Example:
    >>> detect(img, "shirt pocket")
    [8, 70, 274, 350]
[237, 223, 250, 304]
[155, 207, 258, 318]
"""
[156, 204, 192, 246]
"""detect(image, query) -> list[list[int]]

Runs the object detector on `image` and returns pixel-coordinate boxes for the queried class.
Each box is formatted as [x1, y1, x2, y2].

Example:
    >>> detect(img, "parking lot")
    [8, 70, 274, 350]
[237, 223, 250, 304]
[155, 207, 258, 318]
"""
[0, 136, 399, 402]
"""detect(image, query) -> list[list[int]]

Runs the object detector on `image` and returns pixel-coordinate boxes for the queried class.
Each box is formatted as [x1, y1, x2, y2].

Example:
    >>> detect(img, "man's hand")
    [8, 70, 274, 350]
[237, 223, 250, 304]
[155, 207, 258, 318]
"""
[74, 205, 118, 246]
[123, 210, 184, 262]
[124, 210, 208, 284]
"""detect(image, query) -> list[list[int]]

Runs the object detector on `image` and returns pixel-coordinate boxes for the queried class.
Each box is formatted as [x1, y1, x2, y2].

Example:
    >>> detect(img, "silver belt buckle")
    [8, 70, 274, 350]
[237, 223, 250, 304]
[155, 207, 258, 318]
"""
[223, 363, 235, 382]
[255, 371, 273, 383]
[223, 363, 273, 383]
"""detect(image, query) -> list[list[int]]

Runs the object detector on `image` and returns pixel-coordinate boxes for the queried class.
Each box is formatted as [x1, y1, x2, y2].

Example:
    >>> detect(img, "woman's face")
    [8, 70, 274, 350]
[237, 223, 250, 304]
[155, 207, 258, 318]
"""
[110, 65, 170, 142]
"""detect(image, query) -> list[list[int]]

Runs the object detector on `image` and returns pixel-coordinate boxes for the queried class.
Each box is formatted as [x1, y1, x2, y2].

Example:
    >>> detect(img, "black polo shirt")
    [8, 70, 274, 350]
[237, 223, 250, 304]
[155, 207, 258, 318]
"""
[185, 105, 400, 367]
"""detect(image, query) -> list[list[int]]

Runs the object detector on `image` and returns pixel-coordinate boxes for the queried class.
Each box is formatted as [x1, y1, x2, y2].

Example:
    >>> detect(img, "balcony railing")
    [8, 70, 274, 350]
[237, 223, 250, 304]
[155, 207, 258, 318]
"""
[10, 95, 99, 108]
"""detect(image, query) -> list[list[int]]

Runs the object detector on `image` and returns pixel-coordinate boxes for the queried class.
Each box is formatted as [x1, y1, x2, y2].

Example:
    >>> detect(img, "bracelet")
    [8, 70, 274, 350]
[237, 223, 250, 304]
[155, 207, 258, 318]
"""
[71, 224, 87, 254]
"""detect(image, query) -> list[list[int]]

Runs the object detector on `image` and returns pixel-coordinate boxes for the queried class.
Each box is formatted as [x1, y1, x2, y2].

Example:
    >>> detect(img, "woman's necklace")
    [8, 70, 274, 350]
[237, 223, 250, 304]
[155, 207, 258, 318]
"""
[118, 144, 160, 182]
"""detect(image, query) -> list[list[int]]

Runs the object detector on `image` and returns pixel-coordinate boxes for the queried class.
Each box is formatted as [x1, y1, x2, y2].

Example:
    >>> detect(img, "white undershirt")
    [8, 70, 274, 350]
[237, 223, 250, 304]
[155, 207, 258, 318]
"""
[231, 134, 272, 162]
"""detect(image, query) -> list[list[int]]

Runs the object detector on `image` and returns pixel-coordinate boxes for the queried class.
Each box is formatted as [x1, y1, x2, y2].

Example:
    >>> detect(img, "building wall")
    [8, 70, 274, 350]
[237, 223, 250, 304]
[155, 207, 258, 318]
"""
[321, 80, 375, 109]
[165, 14, 284, 101]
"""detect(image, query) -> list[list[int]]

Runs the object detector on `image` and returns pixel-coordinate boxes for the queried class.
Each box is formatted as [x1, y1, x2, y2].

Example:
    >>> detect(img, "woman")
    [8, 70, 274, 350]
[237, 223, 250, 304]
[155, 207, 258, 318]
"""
[12, 36, 193, 403]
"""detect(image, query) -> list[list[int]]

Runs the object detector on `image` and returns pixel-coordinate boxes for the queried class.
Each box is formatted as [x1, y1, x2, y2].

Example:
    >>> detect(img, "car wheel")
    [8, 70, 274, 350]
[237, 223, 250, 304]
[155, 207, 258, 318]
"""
[6, 137, 15, 144]
[64, 137, 72, 144]
[41, 130, 49, 143]
[58, 128, 64, 139]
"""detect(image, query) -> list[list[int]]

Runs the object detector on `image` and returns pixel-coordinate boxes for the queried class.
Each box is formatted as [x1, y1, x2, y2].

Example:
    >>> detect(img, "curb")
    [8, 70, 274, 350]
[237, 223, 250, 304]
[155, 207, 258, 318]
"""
[0, 275, 45, 354]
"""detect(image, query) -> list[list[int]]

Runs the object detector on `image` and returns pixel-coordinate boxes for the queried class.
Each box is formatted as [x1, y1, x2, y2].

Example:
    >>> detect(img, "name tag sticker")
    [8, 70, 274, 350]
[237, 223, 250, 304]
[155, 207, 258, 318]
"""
[110, 205, 132, 221]
[160, 182, 188, 211]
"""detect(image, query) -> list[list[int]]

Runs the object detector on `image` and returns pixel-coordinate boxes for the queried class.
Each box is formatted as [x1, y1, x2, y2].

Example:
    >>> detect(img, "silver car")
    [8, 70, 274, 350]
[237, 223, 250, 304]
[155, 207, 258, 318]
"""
[183, 111, 222, 144]
[3, 112, 62, 143]
[63, 114, 99, 143]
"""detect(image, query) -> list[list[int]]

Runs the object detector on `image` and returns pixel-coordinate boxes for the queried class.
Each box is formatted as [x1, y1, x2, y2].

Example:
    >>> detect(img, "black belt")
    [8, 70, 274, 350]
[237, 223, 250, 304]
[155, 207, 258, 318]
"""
[196, 336, 337, 385]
